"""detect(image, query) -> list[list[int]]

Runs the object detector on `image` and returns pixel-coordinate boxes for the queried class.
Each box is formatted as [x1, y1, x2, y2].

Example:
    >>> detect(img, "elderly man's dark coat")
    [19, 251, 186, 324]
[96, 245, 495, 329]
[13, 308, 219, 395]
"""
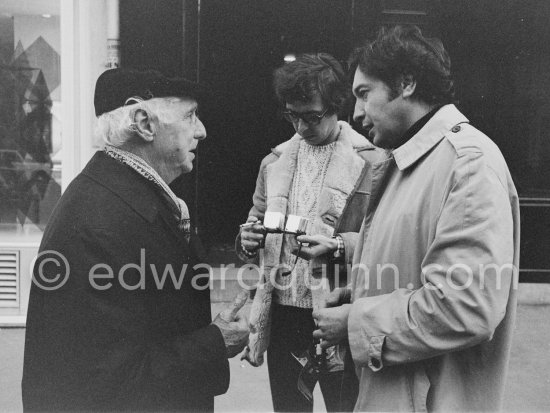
[22, 151, 229, 411]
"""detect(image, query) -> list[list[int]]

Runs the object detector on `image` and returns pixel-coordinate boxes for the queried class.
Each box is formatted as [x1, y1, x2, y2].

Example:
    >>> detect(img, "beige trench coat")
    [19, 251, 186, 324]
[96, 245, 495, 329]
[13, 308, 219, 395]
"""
[348, 105, 520, 412]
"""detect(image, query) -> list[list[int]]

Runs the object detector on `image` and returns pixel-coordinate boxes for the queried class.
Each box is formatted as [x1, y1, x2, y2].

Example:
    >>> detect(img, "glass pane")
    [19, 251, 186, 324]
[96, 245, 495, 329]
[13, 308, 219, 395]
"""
[446, 0, 550, 200]
[0, 3, 61, 237]
[520, 206, 550, 272]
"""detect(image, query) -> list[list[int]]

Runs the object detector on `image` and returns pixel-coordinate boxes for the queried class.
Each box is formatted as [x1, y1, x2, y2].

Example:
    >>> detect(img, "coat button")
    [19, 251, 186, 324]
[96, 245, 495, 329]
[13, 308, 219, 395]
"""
[371, 358, 381, 368]
[451, 125, 461, 133]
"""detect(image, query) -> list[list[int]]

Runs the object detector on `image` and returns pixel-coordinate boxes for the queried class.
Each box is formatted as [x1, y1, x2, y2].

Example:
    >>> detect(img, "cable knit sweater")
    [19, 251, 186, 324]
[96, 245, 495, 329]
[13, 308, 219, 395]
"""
[277, 140, 336, 308]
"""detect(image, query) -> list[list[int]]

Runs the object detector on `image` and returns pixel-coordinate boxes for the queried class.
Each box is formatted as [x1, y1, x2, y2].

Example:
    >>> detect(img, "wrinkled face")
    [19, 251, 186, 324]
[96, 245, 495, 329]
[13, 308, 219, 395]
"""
[154, 98, 206, 177]
[352, 68, 409, 149]
[285, 93, 338, 146]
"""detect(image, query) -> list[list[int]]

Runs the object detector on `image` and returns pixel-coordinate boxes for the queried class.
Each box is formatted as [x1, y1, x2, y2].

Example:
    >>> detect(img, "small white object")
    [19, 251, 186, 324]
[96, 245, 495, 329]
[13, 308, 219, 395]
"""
[284, 53, 296, 63]
[264, 211, 285, 232]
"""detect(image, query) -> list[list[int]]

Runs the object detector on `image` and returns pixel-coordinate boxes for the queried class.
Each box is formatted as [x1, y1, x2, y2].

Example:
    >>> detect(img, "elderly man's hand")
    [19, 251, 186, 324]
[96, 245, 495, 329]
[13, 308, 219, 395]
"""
[212, 290, 250, 358]
[312, 304, 351, 349]
[294, 234, 338, 260]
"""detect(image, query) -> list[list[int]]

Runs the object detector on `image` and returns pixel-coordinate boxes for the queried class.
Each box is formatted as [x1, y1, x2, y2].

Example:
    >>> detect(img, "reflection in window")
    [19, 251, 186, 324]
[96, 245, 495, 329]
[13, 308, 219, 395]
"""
[0, 12, 61, 232]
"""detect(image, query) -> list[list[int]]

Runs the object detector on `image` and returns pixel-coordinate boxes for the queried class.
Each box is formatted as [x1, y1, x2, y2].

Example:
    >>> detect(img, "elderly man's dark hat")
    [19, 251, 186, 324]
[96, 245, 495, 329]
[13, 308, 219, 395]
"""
[94, 68, 202, 117]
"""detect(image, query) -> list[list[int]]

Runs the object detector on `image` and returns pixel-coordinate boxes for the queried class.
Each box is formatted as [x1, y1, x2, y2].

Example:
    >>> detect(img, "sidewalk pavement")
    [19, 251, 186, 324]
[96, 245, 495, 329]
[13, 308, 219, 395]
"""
[2, 303, 549, 412]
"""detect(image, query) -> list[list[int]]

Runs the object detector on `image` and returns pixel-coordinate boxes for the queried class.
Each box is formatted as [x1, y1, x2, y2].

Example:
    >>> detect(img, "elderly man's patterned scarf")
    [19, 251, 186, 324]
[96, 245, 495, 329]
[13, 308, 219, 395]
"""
[103, 144, 191, 238]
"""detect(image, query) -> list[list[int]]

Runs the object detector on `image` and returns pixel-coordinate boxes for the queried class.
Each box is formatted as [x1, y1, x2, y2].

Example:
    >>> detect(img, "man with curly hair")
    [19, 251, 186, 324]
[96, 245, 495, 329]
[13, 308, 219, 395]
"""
[238, 53, 381, 412]
[313, 25, 519, 412]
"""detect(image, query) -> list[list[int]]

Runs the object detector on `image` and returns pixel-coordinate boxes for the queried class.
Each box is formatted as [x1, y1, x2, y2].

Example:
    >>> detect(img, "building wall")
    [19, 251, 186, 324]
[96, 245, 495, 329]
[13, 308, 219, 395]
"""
[118, 0, 550, 282]
[2, 0, 549, 325]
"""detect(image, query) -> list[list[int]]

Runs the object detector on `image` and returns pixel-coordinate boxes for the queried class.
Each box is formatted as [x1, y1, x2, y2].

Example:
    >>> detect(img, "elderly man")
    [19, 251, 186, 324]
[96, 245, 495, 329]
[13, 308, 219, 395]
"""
[22, 68, 249, 412]
[313, 26, 520, 411]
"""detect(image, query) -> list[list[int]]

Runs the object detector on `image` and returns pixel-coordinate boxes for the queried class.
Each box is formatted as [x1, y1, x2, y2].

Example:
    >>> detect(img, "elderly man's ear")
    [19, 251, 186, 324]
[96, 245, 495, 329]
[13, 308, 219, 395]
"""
[132, 108, 157, 142]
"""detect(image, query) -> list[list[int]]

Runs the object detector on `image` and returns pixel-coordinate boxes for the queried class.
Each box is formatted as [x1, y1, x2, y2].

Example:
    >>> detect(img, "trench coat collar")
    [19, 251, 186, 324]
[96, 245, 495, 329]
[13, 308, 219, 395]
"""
[392, 104, 469, 171]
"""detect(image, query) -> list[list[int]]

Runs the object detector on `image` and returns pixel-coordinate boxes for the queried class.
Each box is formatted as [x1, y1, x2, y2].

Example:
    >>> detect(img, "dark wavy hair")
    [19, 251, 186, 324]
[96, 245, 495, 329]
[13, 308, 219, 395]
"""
[349, 25, 454, 105]
[273, 53, 350, 115]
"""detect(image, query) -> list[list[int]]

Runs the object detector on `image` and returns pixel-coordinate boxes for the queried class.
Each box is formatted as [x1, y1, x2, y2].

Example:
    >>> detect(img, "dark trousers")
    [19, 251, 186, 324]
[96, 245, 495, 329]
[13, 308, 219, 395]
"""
[267, 303, 358, 412]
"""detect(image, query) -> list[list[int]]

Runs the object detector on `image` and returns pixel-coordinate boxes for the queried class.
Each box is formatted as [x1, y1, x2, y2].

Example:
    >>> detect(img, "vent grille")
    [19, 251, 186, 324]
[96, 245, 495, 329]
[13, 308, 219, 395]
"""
[0, 251, 19, 307]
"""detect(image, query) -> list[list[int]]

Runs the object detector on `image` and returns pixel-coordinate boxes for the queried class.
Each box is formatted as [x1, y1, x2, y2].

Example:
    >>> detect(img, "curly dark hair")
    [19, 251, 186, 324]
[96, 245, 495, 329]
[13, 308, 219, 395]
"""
[349, 25, 454, 105]
[273, 53, 350, 115]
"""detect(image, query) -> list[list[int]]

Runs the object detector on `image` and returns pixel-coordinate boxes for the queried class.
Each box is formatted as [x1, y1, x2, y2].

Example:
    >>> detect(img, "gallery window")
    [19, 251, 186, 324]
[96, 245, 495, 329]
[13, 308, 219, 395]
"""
[0, 1, 61, 238]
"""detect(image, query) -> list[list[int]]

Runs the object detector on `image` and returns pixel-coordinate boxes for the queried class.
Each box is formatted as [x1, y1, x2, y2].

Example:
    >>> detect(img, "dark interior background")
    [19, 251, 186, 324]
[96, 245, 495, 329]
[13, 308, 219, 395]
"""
[120, 0, 550, 280]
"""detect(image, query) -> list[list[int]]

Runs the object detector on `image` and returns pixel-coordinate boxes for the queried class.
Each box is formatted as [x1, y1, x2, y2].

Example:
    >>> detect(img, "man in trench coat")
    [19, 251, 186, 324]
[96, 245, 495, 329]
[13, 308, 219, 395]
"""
[313, 25, 520, 412]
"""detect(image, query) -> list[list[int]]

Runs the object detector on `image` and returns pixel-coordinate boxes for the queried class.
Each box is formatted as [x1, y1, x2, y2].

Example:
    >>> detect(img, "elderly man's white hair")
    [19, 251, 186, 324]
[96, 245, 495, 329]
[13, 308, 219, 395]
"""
[95, 97, 186, 147]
